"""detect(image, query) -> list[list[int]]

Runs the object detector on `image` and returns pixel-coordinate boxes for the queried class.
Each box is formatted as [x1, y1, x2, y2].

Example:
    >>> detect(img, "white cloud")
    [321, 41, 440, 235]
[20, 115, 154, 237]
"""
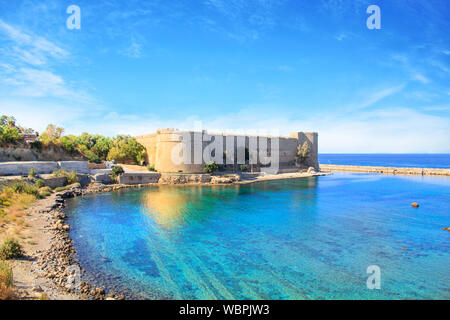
[0, 19, 95, 104]
[412, 73, 430, 84]
[0, 19, 68, 66]
[120, 41, 143, 59]
[343, 84, 405, 112]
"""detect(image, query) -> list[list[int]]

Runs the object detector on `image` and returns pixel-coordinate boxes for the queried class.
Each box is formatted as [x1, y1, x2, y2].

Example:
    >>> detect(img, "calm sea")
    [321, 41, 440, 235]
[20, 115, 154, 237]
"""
[66, 173, 450, 299]
[319, 154, 450, 168]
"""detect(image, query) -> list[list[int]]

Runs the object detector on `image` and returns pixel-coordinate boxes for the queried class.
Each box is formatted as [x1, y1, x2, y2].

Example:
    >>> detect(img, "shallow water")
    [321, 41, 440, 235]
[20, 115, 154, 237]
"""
[65, 173, 450, 299]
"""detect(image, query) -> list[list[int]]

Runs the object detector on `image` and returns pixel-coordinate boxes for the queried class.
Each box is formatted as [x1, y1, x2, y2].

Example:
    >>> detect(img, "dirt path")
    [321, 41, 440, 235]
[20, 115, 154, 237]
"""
[6, 194, 80, 300]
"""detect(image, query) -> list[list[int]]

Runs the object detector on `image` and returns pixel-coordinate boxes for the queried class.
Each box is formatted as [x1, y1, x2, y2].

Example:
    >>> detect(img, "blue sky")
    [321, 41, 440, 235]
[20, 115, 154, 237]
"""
[0, 0, 449, 152]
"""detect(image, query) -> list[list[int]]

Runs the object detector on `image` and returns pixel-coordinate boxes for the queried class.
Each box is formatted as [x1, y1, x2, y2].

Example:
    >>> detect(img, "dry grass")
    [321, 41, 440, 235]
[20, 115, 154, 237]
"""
[38, 293, 49, 300]
[0, 261, 15, 300]
[0, 186, 38, 238]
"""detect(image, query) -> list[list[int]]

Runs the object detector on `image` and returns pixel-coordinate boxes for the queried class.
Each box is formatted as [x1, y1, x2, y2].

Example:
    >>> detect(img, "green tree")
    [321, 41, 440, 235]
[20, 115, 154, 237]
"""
[107, 135, 146, 165]
[0, 115, 24, 144]
[297, 141, 311, 164]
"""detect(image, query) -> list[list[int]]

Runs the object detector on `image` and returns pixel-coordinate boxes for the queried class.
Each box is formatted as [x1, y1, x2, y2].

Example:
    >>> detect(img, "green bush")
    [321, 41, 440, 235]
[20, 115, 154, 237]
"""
[54, 186, 68, 192]
[85, 150, 102, 164]
[39, 186, 52, 193]
[29, 140, 42, 151]
[111, 165, 125, 177]
[34, 179, 45, 188]
[39, 190, 51, 198]
[0, 238, 24, 260]
[147, 165, 156, 172]
[58, 135, 78, 154]
[204, 162, 219, 174]
[0, 260, 13, 288]
[7, 182, 39, 198]
[28, 167, 37, 178]
[66, 171, 78, 184]
[239, 165, 248, 172]
[52, 169, 78, 185]
[0, 124, 23, 144]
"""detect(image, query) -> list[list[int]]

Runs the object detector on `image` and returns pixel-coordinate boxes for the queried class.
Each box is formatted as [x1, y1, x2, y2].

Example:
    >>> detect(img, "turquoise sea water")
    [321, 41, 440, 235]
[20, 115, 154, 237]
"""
[319, 154, 450, 168]
[65, 173, 450, 299]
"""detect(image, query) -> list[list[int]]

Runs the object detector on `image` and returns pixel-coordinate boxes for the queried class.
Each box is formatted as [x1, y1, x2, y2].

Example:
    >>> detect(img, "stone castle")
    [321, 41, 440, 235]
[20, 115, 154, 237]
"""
[135, 129, 319, 174]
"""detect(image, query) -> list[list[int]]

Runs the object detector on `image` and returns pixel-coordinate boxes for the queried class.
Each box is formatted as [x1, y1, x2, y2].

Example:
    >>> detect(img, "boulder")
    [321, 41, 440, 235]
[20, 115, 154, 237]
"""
[40, 174, 67, 188]
[93, 172, 112, 184]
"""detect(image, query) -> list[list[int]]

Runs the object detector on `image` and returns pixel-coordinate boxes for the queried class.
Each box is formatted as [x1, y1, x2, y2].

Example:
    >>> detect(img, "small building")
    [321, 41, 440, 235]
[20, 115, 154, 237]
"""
[23, 134, 37, 143]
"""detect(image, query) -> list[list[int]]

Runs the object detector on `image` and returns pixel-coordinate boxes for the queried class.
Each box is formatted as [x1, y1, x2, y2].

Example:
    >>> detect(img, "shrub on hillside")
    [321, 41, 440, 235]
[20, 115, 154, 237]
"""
[52, 170, 79, 185]
[39, 190, 51, 198]
[58, 135, 78, 154]
[39, 186, 52, 193]
[28, 167, 37, 178]
[204, 162, 219, 174]
[34, 179, 45, 188]
[0, 238, 24, 260]
[6, 182, 40, 198]
[111, 165, 124, 177]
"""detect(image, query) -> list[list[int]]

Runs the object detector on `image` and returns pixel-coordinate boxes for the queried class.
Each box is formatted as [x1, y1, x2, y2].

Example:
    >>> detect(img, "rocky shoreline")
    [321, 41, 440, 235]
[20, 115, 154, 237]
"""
[15, 172, 326, 300]
[21, 185, 128, 300]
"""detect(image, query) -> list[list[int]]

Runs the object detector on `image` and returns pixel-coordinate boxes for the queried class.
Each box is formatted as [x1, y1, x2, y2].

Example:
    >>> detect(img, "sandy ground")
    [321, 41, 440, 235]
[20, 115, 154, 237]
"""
[2, 194, 80, 300]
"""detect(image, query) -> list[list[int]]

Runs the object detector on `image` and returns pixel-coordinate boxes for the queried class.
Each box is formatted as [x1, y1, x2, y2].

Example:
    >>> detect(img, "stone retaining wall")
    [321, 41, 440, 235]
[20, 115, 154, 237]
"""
[40, 174, 68, 188]
[320, 164, 450, 176]
[0, 161, 59, 176]
[119, 172, 161, 185]
[0, 161, 89, 176]
[58, 161, 89, 174]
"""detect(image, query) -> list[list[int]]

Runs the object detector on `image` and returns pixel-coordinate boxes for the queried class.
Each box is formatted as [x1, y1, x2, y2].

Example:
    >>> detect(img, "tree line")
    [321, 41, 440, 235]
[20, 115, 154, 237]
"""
[0, 115, 147, 165]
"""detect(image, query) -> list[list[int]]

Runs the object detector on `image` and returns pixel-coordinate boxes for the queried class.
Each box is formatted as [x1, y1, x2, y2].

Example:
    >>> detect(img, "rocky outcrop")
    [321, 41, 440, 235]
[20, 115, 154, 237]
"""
[158, 173, 212, 184]
[40, 174, 67, 189]
[0, 144, 85, 162]
[210, 174, 240, 184]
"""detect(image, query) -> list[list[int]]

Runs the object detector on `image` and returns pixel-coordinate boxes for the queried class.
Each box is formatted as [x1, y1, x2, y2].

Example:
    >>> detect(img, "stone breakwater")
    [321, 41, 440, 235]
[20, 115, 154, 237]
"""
[320, 164, 450, 176]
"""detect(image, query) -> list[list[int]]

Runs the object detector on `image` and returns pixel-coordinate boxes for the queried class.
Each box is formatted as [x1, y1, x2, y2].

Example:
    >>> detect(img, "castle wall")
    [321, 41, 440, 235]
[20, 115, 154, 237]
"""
[136, 129, 319, 173]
